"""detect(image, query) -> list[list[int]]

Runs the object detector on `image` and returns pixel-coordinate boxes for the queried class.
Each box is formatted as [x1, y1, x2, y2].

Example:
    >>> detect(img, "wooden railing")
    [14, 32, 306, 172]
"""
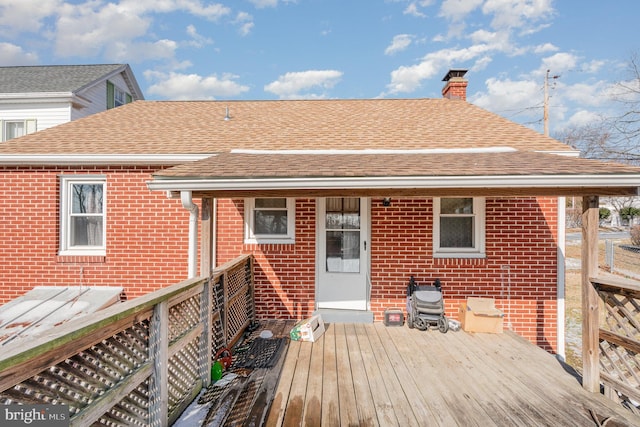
[0, 254, 254, 426]
[592, 275, 640, 410]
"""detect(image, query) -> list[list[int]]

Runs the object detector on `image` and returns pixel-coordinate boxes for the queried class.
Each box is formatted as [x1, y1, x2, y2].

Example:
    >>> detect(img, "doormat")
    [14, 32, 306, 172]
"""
[233, 337, 286, 369]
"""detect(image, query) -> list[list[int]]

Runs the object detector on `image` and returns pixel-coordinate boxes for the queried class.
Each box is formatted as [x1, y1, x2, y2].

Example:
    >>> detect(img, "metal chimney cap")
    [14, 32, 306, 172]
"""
[442, 69, 468, 81]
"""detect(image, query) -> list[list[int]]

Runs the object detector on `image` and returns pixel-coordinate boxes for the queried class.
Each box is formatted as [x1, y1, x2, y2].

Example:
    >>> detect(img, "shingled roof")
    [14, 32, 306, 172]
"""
[1, 98, 639, 197]
[0, 64, 143, 99]
[0, 98, 573, 155]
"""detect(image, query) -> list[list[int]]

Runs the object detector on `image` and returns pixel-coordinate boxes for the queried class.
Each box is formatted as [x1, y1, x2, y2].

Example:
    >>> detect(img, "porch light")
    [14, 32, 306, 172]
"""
[382, 197, 391, 206]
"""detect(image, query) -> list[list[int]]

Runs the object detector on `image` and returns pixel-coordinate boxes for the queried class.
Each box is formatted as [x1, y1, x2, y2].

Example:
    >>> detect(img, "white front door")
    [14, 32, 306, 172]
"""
[317, 197, 369, 310]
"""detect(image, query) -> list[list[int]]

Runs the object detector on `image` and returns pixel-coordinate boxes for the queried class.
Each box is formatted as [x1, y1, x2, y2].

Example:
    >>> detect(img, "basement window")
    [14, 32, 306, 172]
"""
[245, 198, 295, 244]
[60, 176, 106, 256]
[433, 197, 485, 258]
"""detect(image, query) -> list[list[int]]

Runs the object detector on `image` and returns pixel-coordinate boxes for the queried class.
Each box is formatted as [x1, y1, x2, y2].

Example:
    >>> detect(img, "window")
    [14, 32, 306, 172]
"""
[60, 176, 106, 255]
[107, 81, 132, 109]
[245, 198, 295, 244]
[114, 87, 127, 107]
[1, 119, 37, 141]
[433, 197, 485, 258]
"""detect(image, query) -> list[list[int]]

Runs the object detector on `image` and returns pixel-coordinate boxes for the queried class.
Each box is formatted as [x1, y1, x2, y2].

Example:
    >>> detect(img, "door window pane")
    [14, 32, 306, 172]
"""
[325, 198, 360, 273]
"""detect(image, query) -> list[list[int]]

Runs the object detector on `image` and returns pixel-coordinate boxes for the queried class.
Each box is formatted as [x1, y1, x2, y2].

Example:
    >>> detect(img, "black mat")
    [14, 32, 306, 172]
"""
[232, 337, 286, 369]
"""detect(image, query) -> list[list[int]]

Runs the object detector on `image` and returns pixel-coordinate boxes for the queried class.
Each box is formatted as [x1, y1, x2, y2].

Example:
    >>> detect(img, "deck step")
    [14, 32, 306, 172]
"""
[313, 309, 374, 323]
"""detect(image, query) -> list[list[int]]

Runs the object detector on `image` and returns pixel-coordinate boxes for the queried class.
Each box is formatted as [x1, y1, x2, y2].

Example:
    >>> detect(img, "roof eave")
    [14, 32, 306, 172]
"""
[146, 175, 640, 198]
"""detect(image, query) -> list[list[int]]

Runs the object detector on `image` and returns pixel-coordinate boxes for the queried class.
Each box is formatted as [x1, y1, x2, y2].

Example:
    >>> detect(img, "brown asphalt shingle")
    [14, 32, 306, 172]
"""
[153, 151, 640, 178]
[0, 98, 573, 155]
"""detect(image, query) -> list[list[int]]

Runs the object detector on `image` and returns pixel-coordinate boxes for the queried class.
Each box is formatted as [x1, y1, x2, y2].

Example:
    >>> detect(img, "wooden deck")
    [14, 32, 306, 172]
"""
[265, 322, 640, 427]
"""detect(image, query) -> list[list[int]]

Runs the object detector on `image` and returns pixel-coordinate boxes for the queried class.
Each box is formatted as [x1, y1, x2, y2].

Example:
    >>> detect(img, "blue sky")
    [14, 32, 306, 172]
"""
[1, 0, 638, 136]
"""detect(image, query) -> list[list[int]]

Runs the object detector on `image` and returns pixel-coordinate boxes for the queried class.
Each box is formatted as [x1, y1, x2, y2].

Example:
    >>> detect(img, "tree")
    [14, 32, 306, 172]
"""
[620, 206, 640, 225]
[599, 207, 611, 225]
[556, 54, 640, 165]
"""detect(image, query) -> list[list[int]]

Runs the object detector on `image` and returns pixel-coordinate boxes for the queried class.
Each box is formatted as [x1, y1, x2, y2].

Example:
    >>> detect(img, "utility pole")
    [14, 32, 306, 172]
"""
[544, 69, 560, 136]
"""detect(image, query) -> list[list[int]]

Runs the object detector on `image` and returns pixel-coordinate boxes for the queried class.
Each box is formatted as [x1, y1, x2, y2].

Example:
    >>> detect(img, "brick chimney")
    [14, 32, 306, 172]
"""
[442, 69, 468, 100]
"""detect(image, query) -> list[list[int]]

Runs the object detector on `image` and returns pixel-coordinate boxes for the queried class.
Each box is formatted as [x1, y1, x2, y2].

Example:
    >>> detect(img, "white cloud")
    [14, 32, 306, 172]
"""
[439, 0, 483, 22]
[472, 77, 541, 118]
[539, 52, 578, 76]
[186, 25, 213, 48]
[55, 2, 152, 57]
[385, 34, 413, 55]
[404, 3, 426, 17]
[0, 42, 39, 65]
[0, 0, 61, 35]
[385, 45, 491, 94]
[264, 70, 343, 99]
[119, 0, 230, 21]
[145, 71, 250, 100]
[50, 1, 231, 60]
[105, 39, 178, 62]
[565, 109, 603, 130]
[482, 0, 554, 31]
[533, 43, 558, 54]
[248, 0, 278, 8]
[234, 12, 254, 36]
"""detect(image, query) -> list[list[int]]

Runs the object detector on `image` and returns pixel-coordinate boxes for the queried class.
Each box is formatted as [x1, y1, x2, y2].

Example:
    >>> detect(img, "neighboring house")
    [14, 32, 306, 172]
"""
[1, 70, 639, 356]
[0, 64, 144, 142]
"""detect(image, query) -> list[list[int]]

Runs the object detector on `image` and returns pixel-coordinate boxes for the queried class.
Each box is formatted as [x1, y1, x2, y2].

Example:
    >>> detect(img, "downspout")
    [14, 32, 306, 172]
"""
[181, 191, 199, 278]
[556, 196, 566, 361]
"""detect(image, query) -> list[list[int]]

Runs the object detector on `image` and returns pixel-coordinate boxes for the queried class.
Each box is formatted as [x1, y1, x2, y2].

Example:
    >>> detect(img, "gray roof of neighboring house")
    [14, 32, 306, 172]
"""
[0, 64, 144, 99]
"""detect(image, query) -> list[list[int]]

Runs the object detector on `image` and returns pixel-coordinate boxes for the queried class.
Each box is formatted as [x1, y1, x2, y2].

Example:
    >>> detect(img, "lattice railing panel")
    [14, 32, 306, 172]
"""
[599, 292, 640, 390]
[94, 380, 150, 426]
[0, 318, 151, 418]
[168, 293, 201, 343]
[0, 255, 254, 426]
[168, 338, 201, 416]
[594, 278, 640, 409]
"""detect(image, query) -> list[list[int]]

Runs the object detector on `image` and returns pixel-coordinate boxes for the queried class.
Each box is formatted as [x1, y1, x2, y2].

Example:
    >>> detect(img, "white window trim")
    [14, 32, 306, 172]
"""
[1, 119, 37, 142]
[433, 197, 486, 258]
[59, 175, 106, 256]
[244, 197, 295, 244]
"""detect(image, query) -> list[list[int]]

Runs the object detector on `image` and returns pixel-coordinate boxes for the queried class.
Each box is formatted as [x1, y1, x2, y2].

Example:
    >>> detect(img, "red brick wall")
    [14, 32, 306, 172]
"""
[217, 196, 559, 352]
[0, 166, 193, 304]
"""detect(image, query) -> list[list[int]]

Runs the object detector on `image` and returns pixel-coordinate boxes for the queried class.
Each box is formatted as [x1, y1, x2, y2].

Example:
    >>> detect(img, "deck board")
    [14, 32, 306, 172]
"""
[267, 322, 640, 427]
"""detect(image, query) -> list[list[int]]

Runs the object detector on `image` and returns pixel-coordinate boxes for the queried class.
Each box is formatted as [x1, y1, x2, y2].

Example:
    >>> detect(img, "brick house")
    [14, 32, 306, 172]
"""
[1, 70, 639, 354]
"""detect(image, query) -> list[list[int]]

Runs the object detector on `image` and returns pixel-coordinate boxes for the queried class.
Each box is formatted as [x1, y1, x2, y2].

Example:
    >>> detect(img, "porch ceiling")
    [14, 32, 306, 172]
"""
[147, 151, 640, 198]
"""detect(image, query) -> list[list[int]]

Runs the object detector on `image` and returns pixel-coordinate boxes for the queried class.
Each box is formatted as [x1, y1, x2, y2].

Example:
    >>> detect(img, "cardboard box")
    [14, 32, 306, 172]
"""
[290, 314, 325, 342]
[458, 297, 504, 334]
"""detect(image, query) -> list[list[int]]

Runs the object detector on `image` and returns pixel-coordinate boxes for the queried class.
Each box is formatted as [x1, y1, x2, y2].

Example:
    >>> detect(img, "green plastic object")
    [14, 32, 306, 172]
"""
[211, 361, 223, 381]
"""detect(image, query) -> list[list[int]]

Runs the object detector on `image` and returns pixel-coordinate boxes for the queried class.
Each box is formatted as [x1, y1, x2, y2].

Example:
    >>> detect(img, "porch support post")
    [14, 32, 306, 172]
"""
[581, 195, 600, 393]
[200, 197, 214, 386]
[201, 197, 213, 276]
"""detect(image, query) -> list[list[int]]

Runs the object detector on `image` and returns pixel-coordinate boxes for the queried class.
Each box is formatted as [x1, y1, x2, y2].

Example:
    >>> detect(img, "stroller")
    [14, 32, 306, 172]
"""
[406, 276, 449, 333]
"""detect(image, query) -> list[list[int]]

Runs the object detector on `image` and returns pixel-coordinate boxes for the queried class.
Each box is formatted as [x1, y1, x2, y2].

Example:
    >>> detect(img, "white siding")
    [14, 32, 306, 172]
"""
[73, 81, 107, 120]
[73, 73, 131, 121]
[0, 103, 71, 132]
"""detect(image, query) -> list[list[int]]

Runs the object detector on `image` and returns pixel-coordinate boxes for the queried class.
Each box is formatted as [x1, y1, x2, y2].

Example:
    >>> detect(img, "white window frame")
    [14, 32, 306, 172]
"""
[433, 197, 486, 258]
[244, 198, 295, 244]
[60, 175, 106, 256]
[114, 87, 127, 107]
[1, 119, 37, 142]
